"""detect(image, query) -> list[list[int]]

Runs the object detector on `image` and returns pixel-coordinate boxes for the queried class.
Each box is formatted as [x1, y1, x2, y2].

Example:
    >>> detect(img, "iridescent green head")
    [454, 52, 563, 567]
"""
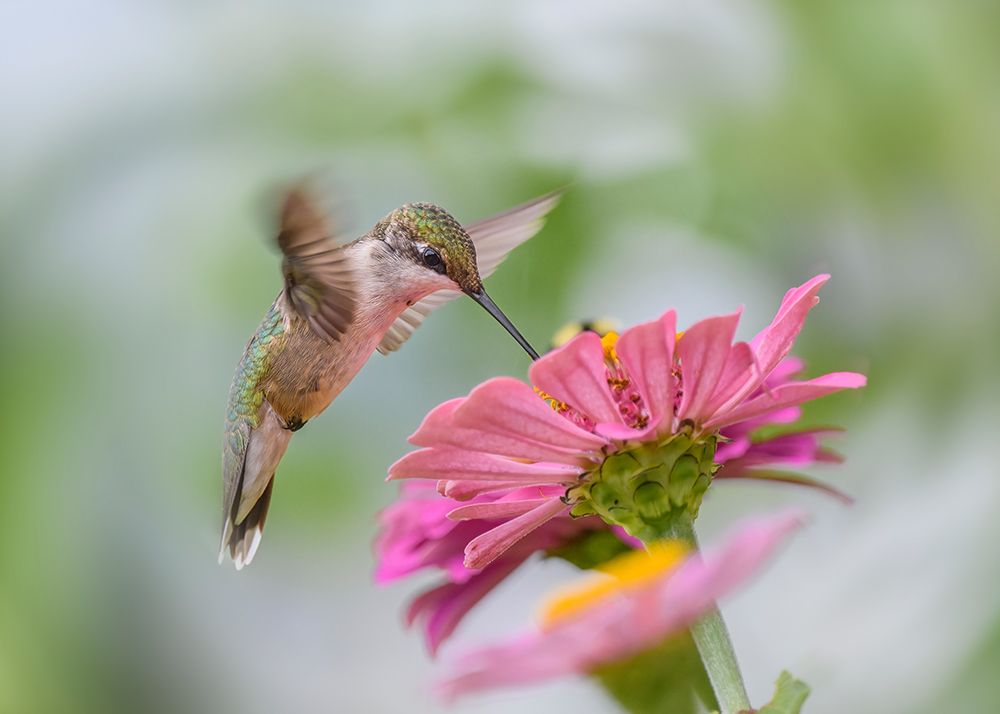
[384, 202, 483, 294]
[372, 201, 539, 360]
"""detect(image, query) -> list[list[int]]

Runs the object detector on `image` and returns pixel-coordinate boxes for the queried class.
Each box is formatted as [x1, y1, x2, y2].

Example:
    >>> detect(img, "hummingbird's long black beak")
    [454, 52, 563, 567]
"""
[466, 289, 540, 361]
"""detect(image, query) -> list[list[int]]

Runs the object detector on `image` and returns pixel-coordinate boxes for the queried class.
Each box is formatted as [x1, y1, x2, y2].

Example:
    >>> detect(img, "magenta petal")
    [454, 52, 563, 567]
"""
[448, 499, 552, 521]
[705, 372, 867, 430]
[716, 469, 854, 504]
[677, 310, 742, 424]
[389, 448, 582, 483]
[751, 274, 829, 378]
[529, 331, 623, 425]
[715, 435, 753, 463]
[615, 310, 677, 433]
[464, 498, 570, 569]
[724, 429, 842, 470]
[408, 555, 528, 656]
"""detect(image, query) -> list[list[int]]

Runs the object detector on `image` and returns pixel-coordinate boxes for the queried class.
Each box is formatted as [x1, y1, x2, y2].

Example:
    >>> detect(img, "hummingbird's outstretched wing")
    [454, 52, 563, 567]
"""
[377, 190, 562, 354]
[278, 188, 357, 342]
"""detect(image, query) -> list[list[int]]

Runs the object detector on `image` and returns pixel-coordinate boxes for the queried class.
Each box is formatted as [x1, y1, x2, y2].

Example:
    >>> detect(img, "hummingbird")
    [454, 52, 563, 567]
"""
[220, 186, 560, 569]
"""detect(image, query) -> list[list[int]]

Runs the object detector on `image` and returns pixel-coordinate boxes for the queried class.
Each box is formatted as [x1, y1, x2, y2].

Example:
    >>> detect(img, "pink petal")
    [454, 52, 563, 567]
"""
[767, 356, 805, 385]
[464, 498, 570, 569]
[529, 331, 623, 425]
[677, 310, 742, 424]
[448, 498, 553, 521]
[751, 274, 829, 378]
[615, 310, 677, 433]
[410, 386, 603, 465]
[703, 341, 759, 419]
[658, 511, 806, 613]
[705, 372, 867, 430]
[595, 420, 659, 442]
[454, 377, 609, 455]
[438, 480, 526, 501]
[439, 631, 580, 698]
[389, 447, 582, 484]
[438, 511, 805, 700]
[409, 398, 466, 446]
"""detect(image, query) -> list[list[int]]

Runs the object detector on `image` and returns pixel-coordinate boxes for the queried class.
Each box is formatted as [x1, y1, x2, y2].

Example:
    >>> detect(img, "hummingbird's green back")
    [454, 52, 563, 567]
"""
[223, 302, 287, 501]
[227, 302, 286, 429]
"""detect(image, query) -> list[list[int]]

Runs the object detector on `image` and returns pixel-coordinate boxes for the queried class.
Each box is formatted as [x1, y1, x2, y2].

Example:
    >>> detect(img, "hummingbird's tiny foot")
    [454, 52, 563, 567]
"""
[283, 416, 307, 432]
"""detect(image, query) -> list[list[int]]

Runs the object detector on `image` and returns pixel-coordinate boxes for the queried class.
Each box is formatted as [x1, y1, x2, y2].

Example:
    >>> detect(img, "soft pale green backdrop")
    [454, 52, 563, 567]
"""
[2, 1, 998, 712]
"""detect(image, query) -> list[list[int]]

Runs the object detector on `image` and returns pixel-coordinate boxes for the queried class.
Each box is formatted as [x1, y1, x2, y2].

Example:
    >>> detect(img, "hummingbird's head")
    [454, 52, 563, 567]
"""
[377, 202, 539, 360]
[384, 202, 484, 295]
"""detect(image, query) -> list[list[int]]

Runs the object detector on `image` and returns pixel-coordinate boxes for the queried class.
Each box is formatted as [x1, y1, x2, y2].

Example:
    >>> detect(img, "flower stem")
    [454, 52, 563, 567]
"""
[688, 608, 751, 714]
[651, 513, 752, 714]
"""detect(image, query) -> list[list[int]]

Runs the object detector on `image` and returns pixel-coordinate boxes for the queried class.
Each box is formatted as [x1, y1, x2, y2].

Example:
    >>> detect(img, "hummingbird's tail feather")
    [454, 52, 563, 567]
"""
[220, 478, 274, 570]
[220, 402, 292, 569]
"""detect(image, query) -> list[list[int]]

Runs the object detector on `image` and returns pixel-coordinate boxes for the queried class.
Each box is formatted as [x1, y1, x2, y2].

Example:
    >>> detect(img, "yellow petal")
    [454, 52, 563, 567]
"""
[539, 540, 688, 627]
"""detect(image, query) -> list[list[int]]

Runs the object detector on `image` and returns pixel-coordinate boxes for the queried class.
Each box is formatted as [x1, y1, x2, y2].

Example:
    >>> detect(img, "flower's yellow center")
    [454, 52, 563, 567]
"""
[601, 331, 620, 362]
[539, 540, 688, 628]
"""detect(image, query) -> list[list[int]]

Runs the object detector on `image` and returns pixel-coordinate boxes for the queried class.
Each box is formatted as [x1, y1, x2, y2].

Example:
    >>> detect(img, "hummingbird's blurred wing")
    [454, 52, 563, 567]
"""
[377, 191, 562, 354]
[463, 189, 563, 278]
[277, 188, 357, 342]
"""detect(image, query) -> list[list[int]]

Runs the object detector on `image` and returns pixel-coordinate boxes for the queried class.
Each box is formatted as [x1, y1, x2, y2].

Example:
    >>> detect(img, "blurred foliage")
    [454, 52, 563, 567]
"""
[1, 1, 999, 712]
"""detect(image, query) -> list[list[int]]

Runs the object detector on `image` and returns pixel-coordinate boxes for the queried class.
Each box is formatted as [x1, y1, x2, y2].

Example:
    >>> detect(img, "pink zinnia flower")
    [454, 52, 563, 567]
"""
[376, 386, 827, 655]
[437, 511, 805, 700]
[389, 275, 864, 571]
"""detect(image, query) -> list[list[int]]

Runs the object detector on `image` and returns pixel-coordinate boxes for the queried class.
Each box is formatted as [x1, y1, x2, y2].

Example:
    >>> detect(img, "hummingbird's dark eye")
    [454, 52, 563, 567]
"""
[421, 247, 446, 274]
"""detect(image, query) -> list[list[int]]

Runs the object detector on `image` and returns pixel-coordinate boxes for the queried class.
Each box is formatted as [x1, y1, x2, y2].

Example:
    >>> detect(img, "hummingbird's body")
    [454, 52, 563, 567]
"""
[221, 189, 559, 568]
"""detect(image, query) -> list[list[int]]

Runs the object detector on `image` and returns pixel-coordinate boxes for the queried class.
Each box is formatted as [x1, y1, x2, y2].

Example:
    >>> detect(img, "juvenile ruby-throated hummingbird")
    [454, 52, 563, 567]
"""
[221, 186, 560, 569]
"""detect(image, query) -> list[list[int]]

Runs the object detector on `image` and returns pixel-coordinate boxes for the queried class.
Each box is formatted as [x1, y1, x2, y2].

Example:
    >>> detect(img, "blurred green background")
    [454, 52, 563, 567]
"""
[2, 1, 999, 712]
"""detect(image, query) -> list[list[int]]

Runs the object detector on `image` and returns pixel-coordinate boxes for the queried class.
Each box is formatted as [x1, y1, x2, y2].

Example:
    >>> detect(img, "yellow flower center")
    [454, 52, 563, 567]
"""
[601, 331, 620, 362]
[539, 540, 688, 628]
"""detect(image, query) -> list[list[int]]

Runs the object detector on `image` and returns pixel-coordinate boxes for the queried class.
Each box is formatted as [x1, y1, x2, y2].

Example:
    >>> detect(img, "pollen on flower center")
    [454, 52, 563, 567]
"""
[533, 386, 569, 413]
[532, 331, 654, 433]
[601, 331, 620, 362]
[539, 541, 688, 628]
[599, 332, 651, 431]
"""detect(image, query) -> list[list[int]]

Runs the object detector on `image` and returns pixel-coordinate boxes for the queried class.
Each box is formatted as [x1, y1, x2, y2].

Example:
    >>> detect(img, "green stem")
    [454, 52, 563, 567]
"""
[651, 513, 752, 714]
